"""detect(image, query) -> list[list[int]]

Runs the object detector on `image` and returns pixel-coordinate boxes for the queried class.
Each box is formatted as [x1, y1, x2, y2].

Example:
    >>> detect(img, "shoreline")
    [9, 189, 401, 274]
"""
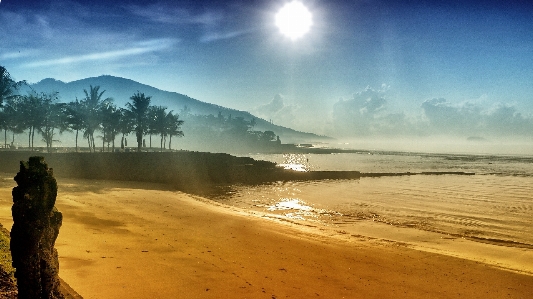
[213, 187, 533, 277]
[1, 174, 533, 298]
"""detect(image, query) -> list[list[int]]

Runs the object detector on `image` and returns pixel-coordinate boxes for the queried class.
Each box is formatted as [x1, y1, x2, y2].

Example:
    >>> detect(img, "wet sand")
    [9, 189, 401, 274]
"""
[223, 176, 533, 274]
[0, 174, 532, 298]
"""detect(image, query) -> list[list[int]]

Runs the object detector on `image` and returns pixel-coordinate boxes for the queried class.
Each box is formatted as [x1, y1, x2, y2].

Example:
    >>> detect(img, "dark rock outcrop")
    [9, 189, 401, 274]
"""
[0, 269, 16, 299]
[10, 157, 64, 299]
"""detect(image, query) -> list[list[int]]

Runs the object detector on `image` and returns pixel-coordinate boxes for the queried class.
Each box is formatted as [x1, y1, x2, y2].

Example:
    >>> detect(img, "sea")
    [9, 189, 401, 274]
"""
[210, 151, 533, 259]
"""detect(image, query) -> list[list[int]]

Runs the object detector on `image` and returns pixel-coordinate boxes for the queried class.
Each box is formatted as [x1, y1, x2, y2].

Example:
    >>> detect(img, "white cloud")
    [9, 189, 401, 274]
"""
[200, 29, 250, 43]
[127, 3, 251, 43]
[332, 87, 389, 136]
[127, 3, 223, 26]
[253, 94, 299, 128]
[21, 38, 176, 68]
[421, 98, 533, 137]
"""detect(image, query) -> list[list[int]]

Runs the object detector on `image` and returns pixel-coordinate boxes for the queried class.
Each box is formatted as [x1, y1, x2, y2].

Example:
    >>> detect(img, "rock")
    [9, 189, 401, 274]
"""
[10, 157, 64, 299]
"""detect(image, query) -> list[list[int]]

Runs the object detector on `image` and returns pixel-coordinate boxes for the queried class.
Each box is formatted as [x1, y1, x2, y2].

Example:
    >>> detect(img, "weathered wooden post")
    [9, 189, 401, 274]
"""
[10, 156, 64, 299]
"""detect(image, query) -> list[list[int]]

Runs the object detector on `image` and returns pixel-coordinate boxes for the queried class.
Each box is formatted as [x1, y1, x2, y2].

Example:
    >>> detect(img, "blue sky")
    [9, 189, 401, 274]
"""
[1, 0, 533, 142]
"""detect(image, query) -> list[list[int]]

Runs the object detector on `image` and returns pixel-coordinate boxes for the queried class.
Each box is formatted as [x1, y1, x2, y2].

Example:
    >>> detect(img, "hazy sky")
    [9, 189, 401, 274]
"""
[2, 0, 533, 140]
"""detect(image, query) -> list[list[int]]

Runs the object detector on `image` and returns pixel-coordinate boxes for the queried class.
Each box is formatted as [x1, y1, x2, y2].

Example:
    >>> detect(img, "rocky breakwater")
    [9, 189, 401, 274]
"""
[10, 157, 64, 299]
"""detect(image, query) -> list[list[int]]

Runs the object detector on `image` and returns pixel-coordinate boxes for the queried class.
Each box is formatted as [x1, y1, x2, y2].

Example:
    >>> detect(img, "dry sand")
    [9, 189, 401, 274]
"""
[0, 174, 532, 299]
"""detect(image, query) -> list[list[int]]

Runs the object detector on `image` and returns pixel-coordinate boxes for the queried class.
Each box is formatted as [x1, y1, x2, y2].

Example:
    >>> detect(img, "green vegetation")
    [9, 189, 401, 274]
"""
[179, 111, 281, 152]
[0, 66, 186, 152]
[0, 65, 282, 153]
[0, 225, 15, 281]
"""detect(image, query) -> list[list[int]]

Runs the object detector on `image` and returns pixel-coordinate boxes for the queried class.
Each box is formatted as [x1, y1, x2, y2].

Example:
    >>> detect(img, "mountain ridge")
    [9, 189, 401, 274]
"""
[26, 75, 332, 144]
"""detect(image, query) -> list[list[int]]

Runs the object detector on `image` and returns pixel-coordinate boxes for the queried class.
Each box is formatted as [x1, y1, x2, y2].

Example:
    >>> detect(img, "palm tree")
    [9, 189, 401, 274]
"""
[150, 106, 168, 150]
[0, 108, 4, 146]
[126, 92, 151, 151]
[100, 101, 121, 151]
[1, 97, 25, 148]
[81, 85, 112, 152]
[117, 108, 134, 150]
[166, 111, 184, 150]
[1, 66, 25, 148]
[0, 66, 25, 108]
[146, 106, 159, 148]
[0, 99, 12, 148]
[38, 92, 65, 152]
[19, 92, 44, 150]
[65, 99, 85, 152]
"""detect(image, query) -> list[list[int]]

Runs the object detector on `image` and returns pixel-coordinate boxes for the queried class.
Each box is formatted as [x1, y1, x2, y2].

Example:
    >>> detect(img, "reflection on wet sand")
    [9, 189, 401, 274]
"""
[218, 152, 533, 274]
[266, 198, 317, 220]
[221, 175, 533, 246]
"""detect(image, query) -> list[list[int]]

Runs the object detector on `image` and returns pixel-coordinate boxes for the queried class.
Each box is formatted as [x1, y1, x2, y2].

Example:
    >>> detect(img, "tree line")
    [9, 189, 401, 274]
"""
[0, 66, 183, 152]
[180, 110, 279, 146]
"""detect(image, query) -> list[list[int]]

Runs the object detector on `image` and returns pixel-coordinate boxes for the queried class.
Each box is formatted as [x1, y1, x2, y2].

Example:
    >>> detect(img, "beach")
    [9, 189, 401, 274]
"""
[0, 173, 532, 298]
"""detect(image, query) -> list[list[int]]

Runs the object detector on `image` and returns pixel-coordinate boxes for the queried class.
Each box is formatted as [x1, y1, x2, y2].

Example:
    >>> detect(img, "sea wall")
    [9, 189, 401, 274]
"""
[0, 151, 474, 194]
[0, 151, 278, 193]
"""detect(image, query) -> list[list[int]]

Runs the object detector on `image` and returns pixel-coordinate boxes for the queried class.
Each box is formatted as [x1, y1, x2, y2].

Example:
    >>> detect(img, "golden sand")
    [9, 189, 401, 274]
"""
[0, 174, 532, 298]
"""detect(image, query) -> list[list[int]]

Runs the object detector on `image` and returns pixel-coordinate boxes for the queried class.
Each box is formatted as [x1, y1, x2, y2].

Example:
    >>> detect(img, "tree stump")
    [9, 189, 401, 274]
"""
[10, 157, 64, 299]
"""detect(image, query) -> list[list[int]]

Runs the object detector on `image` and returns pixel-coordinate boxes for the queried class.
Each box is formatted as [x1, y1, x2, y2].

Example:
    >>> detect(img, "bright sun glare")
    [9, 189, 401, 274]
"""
[275, 1, 313, 40]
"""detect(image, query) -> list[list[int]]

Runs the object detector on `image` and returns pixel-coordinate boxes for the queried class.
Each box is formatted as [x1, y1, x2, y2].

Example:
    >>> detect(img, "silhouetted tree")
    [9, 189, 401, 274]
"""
[127, 92, 151, 151]
[81, 85, 112, 152]
[65, 99, 84, 152]
[146, 105, 160, 148]
[260, 130, 277, 142]
[117, 108, 134, 149]
[19, 92, 44, 150]
[166, 111, 184, 150]
[1, 67, 25, 148]
[0, 66, 25, 108]
[227, 116, 251, 137]
[1, 97, 24, 148]
[150, 106, 168, 150]
[0, 109, 6, 148]
[100, 101, 121, 151]
[38, 92, 66, 152]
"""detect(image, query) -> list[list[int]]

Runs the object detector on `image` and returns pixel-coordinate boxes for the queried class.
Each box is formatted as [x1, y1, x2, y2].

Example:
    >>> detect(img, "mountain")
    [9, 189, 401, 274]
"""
[26, 75, 332, 145]
[29, 76, 224, 115]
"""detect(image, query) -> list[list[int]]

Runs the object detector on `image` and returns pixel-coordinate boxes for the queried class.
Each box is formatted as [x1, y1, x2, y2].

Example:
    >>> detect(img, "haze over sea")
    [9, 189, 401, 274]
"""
[213, 151, 533, 273]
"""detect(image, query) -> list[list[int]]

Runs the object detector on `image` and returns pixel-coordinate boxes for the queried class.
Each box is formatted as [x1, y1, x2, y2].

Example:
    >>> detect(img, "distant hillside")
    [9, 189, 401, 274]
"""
[26, 75, 331, 144]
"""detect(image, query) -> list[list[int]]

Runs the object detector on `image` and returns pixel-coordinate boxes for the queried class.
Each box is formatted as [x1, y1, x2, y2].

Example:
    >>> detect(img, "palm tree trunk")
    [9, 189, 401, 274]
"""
[4, 129, 7, 149]
[169, 135, 172, 150]
[91, 134, 96, 153]
[136, 130, 142, 151]
[49, 128, 54, 152]
[31, 127, 35, 150]
[75, 129, 79, 152]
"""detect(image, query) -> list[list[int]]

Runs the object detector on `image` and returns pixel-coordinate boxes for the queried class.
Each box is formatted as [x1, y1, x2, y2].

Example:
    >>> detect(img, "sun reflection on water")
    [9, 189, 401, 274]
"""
[267, 198, 313, 211]
[278, 154, 311, 172]
[266, 198, 322, 220]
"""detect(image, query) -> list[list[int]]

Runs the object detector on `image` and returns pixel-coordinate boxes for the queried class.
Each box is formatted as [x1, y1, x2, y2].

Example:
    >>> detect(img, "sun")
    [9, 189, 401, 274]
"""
[275, 1, 313, 40]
